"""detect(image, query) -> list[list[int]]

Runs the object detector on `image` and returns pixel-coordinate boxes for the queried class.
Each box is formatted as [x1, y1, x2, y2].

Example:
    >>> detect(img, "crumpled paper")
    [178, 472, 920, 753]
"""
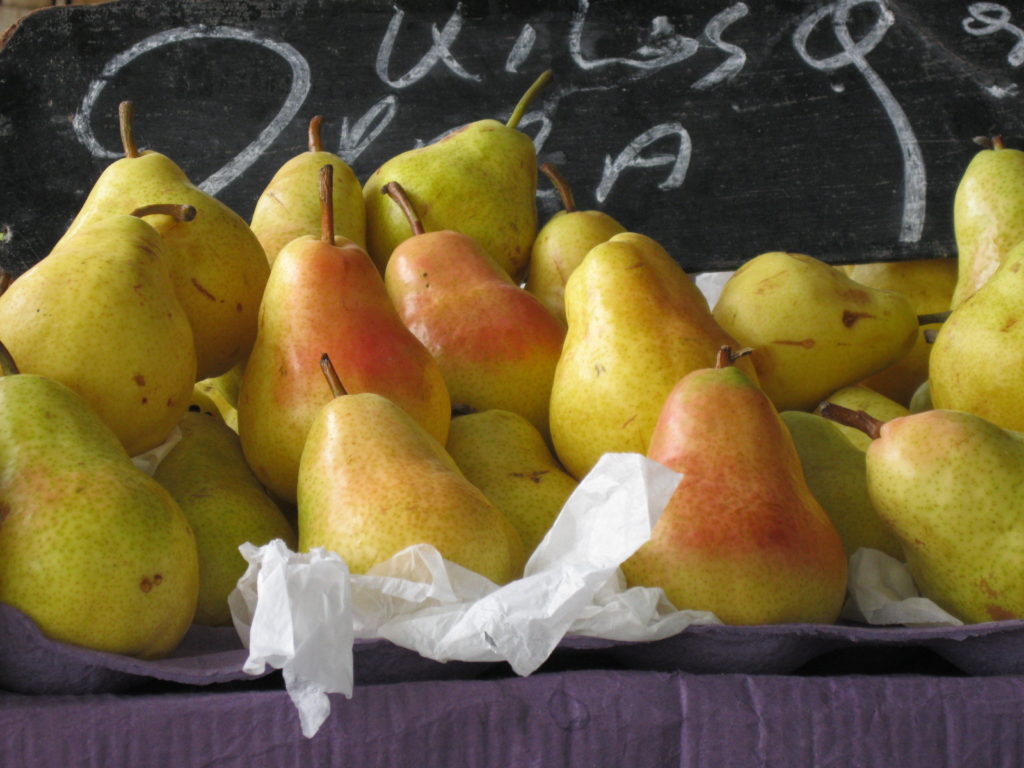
[229, 452, 721, 738]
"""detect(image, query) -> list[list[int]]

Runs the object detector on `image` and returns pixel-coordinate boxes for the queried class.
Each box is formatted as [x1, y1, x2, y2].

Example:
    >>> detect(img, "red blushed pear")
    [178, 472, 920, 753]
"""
[382, 181, 566, 441]
[621, 347, 848, 626]
[237, 166, 451, 504]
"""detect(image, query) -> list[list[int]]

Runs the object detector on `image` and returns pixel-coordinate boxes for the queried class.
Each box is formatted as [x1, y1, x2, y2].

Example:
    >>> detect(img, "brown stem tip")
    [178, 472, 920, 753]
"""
[715, 345, 753, 368]
[319, 164, 335, 245]
[540, 162, 575, 213]
[319, 353, 346, 399]
[130, 203, 196, 222]
[119, 100, 140, 159]
[308, 115, 324, 153]
[381, 181, 426, 237]
[818, 401, 884, 440]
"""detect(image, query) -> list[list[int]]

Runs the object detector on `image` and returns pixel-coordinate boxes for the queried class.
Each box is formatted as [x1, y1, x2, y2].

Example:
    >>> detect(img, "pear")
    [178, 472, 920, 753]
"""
[951, 135, 1024, 308]
[446, 410, 578, 556]
[250, 115, 366, 266]
[238, 167, 450, 503]
[362, 70, 551, 280]
[525, 162, 626, 324]
[909, 380, 932, 413]
[57, 101, 269, 380]
[382, 182, 565, 439]
[780, 410, 903, 560]
[844, 258, 957, 405]
[549, 232, 756, 480]
[297, 357, 525, 585]
[712, 251, 918, 412]
[0, 206, 197, 455]
[813, 384, 909, 451]
[621, 348, 848, 625]
[154, 409, 297, 626]
[821, 403, 1024, 624]
[929, 239, 1024, 431]
[0, 343, 198, 658]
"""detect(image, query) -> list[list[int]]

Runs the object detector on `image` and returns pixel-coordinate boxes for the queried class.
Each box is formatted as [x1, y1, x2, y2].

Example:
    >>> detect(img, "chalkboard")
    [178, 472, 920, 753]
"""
[1, 0, 1023, 277]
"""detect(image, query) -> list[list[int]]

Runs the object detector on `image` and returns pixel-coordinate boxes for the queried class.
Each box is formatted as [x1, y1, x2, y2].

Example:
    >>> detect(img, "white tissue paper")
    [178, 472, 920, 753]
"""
[841, 547, 963, 627]
[130, 425, 182, 475]
[229, 452, 724, 737]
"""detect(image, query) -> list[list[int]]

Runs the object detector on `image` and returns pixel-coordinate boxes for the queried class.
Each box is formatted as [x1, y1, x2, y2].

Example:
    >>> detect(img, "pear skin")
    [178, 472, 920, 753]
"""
[446, 410, 578, 555]
[814, 384, 909, 451]
[250, 115, 366, 265]
[713, 252, 918, 412]
[844, 258, 957, 405]
[549, 232, 756, 480]
[0, 213, 197, 455]
[952, 136, 1024, 308]
[862, 409, 1024, 623]
[621, 353, 848, 625]
[385, 225, 565, 441]
[298, 392, 525, 585]
[0, 366, 198, 658]
[154, 410, 296, 626]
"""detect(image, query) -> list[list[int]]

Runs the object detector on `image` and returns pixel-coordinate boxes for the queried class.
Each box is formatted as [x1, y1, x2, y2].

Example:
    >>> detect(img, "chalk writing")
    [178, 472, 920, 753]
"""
[376, 4, 479, 88]
[506, 24, 537, 73]
[596, 123, 691, 203]
[963, 3, 1024, 66]
[338, 95, 398, 165]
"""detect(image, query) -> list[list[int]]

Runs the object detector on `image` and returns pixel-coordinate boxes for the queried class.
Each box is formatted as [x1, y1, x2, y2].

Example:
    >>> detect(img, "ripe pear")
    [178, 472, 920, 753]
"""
[621, 348, 848, 625]
[822, 403, 1024, 624]
[446, 410, 578, 556]
[525, 162, 626, 324]
[780, 410, 903, 560]
[0, 343, 199, 658]
[929, 239, 1024, 431]
[154, 409, 297, 626]
[712, 251, 918, 412]
[238, 167, 450, 503]
[844, 258, 957, 405]
[382, 182, 565, 439]
[813, 384, 909, 451]
[951, 135, 1024, 308]
[297, 358, 525, 585]
[57, 101, 269, 380]
[250, 115, 366, 265]
[909, 380, 932, 413]
[194, 377, 239, 432]
[0, 207, 197, 455]
[549, 232, 756, 480]
[362, 71, 551, 280]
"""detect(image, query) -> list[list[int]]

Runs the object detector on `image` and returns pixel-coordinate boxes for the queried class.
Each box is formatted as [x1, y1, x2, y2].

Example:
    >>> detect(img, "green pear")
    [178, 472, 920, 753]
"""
[525, 162, 626, 324]
[362, 71, 551, 280]
[0, 343, 198, 658]
[250, 115, 366, 266]
[297, 357, 525, 585]
[930, 239, 1024, 431]
[382, 182, 565, 440]
[713, 251, 918, 412]
[822, 403, 1024, 624]
[621, 348, 848, 625]
[238, 167, 450, 503]
[57, 101, 269, 380]
[154, 409, 297, 626]
[446, 410, 578, 556]
[909, 379, 932, 413]
[549, 232, 757, 480]
[813, 384, 909, 451]
[951, 135, 1024, 308]
[780, 410, 903, 560]
[844, 258, 957, 405]
[0, 207, 197, 455]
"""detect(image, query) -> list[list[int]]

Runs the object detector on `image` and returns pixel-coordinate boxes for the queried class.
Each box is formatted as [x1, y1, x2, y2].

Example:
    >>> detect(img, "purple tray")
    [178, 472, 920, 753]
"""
[3, 601, 1023, 696]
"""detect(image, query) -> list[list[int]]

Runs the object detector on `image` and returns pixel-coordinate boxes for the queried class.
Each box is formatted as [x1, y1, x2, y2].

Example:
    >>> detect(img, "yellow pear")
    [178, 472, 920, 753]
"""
[446, 410, 578, 556]
[713, 252, 918, 411]
[154, 410, 297, 626]
[297, 358, 525, 584]
[549, 232, 756, 480]
[250, 115, 366, 265]
[813, 384, 909, 451]
[844, 258, 956, 405]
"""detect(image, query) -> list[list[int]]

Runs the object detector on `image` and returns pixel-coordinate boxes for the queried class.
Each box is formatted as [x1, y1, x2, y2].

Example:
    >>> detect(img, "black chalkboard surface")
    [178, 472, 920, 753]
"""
[1, 0, 1022, 277]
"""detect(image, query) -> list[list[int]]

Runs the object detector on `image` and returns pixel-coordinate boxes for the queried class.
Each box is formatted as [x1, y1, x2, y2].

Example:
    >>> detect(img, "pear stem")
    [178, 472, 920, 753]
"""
[818, 401, 884, 440]
[381, 181, 425, 237]
[0, 269, 11, 297]
[923, 327, 940, 344]
[0, 340, 19, 376]
[320, 353, 347, 398]
[130, 204, 196, 222]
[319, 164, 335, 245]
[119, 101, 140, 159]
[505, 69, 552, 130]
[917, 310, 951, 326]
[540, 162, 575, 213]
[714, 345, 753, 368]
[308, 115, 324, 153]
